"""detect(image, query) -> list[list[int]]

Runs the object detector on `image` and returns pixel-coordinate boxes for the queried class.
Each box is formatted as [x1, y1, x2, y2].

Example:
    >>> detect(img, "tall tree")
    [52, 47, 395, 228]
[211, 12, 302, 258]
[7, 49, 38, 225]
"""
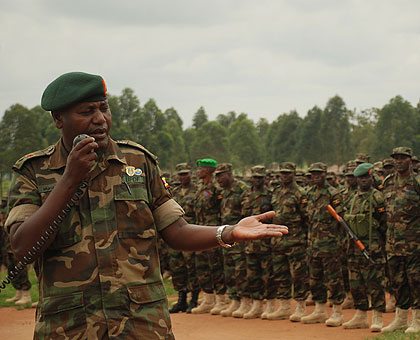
[297, 106, 323, 165]
[192, 106, 208, 129]
[190, 121, 229, 162]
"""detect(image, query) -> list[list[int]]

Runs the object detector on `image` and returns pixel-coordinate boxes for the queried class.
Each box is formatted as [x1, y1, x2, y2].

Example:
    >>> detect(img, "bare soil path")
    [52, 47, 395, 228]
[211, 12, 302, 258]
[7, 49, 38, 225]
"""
[0, 303, 395, 339]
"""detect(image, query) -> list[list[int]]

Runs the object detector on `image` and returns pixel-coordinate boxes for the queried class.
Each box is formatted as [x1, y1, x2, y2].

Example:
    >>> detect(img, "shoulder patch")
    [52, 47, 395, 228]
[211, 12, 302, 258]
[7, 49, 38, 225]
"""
[332, 198, 341, 206]
[116, 140, 158, 163]
[377, 207, 386, 213]
[301, 198, 308, 205]
[13, 145, 55, 170]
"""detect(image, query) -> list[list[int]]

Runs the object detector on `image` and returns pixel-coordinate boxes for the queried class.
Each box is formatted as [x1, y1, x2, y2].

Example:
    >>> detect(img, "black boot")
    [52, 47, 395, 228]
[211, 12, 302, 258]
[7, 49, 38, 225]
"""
[186, 290, 200, 313]
[169, 291, 188, 313]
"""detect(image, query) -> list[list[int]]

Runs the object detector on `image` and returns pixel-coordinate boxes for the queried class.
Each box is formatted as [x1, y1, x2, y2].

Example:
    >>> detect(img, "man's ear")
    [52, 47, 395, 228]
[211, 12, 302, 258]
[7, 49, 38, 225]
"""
[52, 111, 63, 129]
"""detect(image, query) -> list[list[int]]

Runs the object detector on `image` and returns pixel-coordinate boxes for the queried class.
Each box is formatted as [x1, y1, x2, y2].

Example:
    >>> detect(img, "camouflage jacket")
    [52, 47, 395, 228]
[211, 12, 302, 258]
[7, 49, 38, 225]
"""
[219, 180, 248, 225]
[340, 185, 358, 207]
[306, 182, 344, 257]
[241, 186, 272, 253]
[344, 188, 386, 260]
[194, 179, 221, 226]
[172, 182, 196, 224]
[271, 182, 308, 250]
[5, 138, 182, 340]
[383, 172, 420, 256]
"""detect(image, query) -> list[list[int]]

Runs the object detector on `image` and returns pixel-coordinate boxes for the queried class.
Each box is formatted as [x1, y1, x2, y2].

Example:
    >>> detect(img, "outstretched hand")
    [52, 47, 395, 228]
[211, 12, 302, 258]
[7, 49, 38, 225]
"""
[230, 211, 288, 242]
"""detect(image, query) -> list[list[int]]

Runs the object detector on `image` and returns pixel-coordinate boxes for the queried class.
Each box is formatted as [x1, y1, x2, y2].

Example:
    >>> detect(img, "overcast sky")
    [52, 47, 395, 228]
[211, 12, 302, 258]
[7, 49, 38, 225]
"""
[1, 1, 420, 127]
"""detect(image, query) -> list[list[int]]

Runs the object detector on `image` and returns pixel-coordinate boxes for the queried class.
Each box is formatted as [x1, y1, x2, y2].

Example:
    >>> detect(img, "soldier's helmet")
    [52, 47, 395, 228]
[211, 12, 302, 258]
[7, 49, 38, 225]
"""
[355, 153, 370, 164]
[391, 147, 413, 158]
[308, 162, 327, 172]
[382, 158, 395, 168]
[215, 163, 232, 175]
[279, 162, 296, 173]
[175, 162, 191, 174]
[251, 165, 266, 177]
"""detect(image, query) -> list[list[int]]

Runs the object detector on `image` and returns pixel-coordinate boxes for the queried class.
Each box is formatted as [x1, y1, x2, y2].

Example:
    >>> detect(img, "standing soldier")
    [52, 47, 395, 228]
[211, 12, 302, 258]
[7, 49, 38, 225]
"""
[342, 163, 387, 331]
[267, 162, 309, 322]
[239, 165, 273, 319]
[191, 158, 224, 314]
[215, 163, 249, 316]
[382, 147, 420, 334]
[168, 163, 200, 313]
[301, 162, 346, 327]
[382, 158, 395, 178]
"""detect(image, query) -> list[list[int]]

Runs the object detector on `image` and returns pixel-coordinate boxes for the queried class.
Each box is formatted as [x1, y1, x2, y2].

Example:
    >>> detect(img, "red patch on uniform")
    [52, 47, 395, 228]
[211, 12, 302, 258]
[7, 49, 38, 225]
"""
[161, 177, 169, 188]
[333, 199, 340, 206]
[102, 78, 107, 96]
[368, 168, 373, 175]
[26, 154, 34, 158]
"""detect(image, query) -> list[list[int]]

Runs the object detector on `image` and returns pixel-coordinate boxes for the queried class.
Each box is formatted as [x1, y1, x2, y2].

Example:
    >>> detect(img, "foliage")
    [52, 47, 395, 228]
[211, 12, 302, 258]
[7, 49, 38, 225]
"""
[1, 90, 420, 177]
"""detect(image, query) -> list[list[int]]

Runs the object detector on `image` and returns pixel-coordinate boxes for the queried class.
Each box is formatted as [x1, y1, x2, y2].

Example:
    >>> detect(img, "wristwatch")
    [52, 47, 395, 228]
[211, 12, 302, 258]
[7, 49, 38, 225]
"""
[216, 225, 237, 248]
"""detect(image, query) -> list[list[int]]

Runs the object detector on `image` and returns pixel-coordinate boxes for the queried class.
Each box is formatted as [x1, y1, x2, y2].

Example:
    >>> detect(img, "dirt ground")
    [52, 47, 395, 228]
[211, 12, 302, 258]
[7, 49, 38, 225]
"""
[0, 302, 397, 340]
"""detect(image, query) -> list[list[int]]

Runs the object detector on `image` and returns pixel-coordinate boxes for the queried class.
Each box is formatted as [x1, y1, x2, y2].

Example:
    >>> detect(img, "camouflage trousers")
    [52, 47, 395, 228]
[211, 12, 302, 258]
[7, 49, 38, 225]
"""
[195, 248, 226, 294]
[388, 254, 420, 310]
[168, 248, 199, 293]
[269, 246, 309, 301]
[223, 244, 247, 301]
[7, 252, 31, 291]
[246, 252, 272, 300]
[308, 255, 345, 305]
[348, 254, 386, 311]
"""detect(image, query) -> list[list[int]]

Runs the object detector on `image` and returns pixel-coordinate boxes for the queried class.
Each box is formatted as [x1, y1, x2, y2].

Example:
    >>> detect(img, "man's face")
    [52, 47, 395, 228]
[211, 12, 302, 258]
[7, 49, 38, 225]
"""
[53, 100, 111, 151]
[357, 174, 372, 192]
[178, 172, 191, 186]
[252, 176, 264, 188]
[383, 165, 394, 176]
[280, 171, 294, 184]
[197, 166, 212, 179]
[310, 171, 326, 186]
[393, 154, 411, 174]
[216, 171, 232, 188]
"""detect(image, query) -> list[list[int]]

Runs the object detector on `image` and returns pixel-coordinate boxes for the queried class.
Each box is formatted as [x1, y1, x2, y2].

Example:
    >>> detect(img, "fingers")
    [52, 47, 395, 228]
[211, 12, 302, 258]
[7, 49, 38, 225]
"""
[255, 210, 275, 221]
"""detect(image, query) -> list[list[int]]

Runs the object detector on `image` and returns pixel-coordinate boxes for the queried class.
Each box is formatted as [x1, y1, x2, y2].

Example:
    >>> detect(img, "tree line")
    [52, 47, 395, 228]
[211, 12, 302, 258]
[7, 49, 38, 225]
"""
[0, 89, 419, 177]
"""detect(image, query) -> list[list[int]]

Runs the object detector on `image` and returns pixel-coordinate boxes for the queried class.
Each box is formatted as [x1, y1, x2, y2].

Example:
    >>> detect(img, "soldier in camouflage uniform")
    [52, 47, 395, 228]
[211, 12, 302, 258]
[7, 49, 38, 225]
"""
[240, 165, 273, 319]
[295, 170, 307, 188]
[301, 162, 346, 327]
[412, 156, 419, 174]
[355, 153, 383, 191]
[382, 158, 395, 178]
[342, 163, 387, 332]
[191, 158, 225, 314]
[267, 162, 309, 322]
[215, 163, 249, 316]
[382, 147, 420, 334]
[168, 163, 200, 313]
[4, 72, 289, 340]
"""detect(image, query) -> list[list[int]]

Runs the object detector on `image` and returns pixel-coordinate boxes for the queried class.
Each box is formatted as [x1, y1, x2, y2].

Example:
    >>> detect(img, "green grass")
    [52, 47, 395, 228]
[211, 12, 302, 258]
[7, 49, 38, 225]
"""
[0, 269, 177, 309]
[366, 330, 420, 340]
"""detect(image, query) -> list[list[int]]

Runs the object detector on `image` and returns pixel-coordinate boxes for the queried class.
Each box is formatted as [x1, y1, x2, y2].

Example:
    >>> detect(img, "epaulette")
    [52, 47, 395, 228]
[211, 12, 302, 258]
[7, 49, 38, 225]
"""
[116, 140, 158, 163]
[13, 145, 55, 170]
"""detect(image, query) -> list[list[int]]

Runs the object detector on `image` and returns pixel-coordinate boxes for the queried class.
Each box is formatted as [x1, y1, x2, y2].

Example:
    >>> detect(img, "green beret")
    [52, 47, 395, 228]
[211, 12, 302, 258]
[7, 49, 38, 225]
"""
[196, 158, 218, 168]
[353, 163, 374, 177]
[41, 72, 107, 111]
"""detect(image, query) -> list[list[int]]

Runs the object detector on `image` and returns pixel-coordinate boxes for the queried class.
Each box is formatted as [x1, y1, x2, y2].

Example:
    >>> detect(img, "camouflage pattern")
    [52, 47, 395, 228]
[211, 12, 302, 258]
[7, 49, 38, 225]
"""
[344, 188, 387, 311]
[169, 181, 199, 293]
[384, 171, 420, 309]
[6, 138, 178, 340]
[306, 182, 346, 304]
[193, 179, 224, 294]
[269, 181, 309, 301]
[241, 186, 273, 300]
[219, 179, 249, 300]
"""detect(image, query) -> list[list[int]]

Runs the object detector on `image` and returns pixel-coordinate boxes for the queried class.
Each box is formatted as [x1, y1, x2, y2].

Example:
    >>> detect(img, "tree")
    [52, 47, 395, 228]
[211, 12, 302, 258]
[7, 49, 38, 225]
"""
[190, 121, 229, 162]
[216, 111, 236, 129]
[164, 107, 183, 129]
[297, 106, 323, 165]
[192, 106, 208, 129]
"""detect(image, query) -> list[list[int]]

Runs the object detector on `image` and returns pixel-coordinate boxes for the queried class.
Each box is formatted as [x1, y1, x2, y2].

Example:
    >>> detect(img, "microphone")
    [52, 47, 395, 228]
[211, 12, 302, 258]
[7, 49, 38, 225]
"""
[72, 134, 91, 148]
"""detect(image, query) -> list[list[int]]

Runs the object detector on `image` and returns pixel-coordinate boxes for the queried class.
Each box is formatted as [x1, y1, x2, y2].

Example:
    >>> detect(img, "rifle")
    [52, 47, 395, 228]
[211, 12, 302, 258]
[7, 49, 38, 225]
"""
[327, 204, 375, 265]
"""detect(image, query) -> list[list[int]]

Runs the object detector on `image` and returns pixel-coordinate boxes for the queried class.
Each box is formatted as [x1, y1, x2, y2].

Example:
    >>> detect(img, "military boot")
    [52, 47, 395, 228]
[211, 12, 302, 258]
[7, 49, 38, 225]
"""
[232, 297, 251, 318]
[210, 294, 227, 315]
[370, 310, 383, 332]
[341, 292, 354, 309]
[220, 299, 240, 317]
[267, 299, 291, 320]
[5, 290, 22, 303]
[289, 300, 306, 322]
[385, 294, 396, 313]
[381, 307, 409, 332]
[186, 290, 200, 313]
[405, 309, 420, 334]
[306, 292, 315, 306]
[15, 290, 32, 306]
[343, 309, 369, 329]
[301, 302, 328, 324]
[325, 304, 344, 327]
[261, 299, 276, 319]
[191, 293, 215, 314]
[243, 299, 264, 319]
[169, 291, 188, 313]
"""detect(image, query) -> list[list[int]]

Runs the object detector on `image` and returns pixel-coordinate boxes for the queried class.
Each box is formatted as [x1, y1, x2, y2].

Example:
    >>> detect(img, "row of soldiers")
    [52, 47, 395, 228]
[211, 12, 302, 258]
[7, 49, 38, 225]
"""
[162, 147, 420, 334]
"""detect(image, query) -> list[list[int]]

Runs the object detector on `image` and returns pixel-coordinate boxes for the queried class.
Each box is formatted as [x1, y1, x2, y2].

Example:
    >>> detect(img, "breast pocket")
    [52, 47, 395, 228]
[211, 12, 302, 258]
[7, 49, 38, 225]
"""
[114, 183, 156, 239]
